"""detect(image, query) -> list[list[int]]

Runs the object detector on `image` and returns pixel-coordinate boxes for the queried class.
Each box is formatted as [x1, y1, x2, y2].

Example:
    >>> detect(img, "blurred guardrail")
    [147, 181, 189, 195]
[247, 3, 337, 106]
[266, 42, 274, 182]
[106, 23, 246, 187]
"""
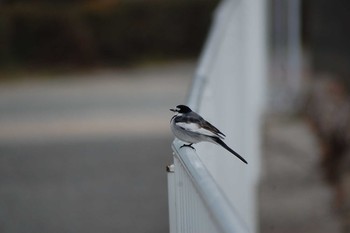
[167, 0, 267, 233]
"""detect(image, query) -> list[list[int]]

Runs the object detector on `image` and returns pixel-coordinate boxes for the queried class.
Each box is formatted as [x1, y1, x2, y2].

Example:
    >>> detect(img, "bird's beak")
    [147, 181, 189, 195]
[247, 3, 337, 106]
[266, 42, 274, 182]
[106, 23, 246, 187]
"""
[170, 108, 176, 112]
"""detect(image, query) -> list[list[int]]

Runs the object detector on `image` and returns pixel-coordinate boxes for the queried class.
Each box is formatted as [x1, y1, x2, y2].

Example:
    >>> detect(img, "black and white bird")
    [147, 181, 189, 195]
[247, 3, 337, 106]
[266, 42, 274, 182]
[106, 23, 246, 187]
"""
[170, 104, 248, 164]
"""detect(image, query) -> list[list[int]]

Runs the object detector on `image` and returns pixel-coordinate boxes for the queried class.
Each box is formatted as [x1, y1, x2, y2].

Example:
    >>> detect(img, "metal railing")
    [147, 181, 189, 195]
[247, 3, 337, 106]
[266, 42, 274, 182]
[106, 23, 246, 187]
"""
[167, 0, 267, 232]
[168, 141, 249, 233]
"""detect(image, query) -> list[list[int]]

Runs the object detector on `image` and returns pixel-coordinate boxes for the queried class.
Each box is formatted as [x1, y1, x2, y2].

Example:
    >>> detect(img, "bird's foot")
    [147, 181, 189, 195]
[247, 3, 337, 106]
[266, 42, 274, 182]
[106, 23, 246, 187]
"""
[180, 143, 195, 150]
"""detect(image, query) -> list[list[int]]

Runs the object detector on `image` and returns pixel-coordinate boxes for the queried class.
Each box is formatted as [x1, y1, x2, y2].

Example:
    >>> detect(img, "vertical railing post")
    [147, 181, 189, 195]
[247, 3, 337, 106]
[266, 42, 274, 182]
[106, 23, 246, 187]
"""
[167, 164, 176, 233]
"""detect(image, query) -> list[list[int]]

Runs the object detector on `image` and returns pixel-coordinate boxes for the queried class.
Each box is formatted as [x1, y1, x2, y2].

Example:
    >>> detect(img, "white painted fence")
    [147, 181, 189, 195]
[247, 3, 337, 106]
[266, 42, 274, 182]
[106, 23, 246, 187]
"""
[167, 0, 267, 232]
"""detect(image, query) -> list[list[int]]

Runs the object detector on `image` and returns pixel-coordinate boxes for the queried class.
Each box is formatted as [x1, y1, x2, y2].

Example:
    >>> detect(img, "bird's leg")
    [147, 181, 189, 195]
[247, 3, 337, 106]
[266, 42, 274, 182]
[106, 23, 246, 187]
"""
[180, 143, 195, 150]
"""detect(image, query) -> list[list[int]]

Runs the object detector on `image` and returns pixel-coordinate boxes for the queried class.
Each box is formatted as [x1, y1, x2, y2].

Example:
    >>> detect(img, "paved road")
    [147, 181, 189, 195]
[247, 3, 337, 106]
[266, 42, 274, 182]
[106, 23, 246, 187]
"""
[0, 62, 194, 233]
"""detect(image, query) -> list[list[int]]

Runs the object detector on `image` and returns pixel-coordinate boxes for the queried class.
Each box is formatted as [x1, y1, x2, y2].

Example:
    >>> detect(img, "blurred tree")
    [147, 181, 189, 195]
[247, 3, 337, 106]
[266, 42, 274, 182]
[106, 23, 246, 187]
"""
[0, 0, 219, 69]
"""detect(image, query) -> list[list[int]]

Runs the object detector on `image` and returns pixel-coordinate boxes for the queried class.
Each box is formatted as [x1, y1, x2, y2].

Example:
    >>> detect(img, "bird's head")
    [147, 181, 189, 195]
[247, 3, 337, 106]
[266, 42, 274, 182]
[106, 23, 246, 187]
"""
[170, 105, 192, 114]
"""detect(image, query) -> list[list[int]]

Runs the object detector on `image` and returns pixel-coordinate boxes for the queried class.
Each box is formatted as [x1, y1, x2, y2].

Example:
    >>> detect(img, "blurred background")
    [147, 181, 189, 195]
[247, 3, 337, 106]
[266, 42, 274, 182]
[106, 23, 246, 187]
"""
[260, 1, 350, 233]
[0, 0, 217, 232]
[1, 0, 350, 233]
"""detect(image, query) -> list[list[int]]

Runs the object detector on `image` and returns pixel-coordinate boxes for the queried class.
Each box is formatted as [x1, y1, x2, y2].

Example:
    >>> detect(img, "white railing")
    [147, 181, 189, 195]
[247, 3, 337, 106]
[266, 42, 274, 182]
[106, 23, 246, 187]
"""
[167, 0, 267, 232]
[168, 142, 250, 233]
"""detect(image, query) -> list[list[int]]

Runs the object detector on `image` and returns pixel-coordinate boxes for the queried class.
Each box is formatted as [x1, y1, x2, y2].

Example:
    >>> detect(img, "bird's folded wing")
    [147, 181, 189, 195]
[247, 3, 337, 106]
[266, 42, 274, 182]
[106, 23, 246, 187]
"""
[200, 121, 226, 138]
[176, 122, 222, 138]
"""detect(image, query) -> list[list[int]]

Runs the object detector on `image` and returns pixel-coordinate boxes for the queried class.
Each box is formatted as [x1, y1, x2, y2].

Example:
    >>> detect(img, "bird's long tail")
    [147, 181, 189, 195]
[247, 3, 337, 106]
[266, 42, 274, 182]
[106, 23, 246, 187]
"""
[211, 137, 248, 164]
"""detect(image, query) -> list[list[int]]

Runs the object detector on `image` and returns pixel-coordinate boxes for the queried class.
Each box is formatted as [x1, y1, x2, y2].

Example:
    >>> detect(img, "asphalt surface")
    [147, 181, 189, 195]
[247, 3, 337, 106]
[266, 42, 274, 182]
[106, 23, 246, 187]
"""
[0, 62, 194, 233]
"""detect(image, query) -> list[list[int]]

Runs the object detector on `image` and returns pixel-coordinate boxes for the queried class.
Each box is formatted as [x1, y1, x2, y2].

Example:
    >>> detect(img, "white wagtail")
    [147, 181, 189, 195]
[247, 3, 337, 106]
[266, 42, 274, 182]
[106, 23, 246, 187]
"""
[170, 105, 247, 164]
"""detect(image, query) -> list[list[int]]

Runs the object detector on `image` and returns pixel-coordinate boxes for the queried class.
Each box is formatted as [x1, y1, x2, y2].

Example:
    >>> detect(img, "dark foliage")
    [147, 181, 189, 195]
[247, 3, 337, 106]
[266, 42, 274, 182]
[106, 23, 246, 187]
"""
[0, 0, 219, 68]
